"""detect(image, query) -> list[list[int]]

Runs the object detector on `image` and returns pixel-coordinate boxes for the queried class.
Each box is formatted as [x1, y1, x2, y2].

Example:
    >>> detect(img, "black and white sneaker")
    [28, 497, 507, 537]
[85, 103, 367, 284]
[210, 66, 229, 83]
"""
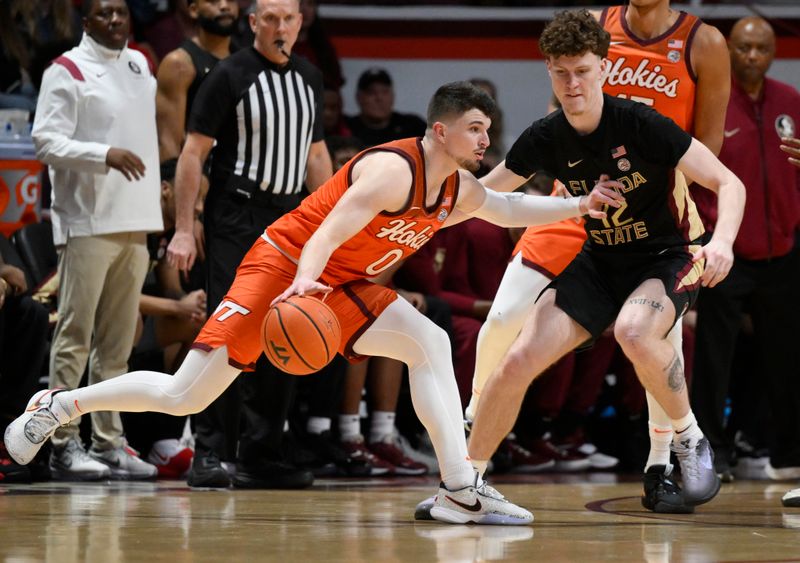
[641, 464, 694, 514]
[672, 437, 721, 506]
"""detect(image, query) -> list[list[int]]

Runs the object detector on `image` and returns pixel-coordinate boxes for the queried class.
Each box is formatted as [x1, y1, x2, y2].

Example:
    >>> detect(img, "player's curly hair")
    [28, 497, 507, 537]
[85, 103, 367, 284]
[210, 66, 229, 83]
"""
[539, 9, 610, 59]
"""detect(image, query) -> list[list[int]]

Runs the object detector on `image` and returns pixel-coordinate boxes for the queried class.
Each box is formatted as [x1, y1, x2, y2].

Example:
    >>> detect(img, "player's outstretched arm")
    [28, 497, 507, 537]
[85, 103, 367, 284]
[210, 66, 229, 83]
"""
[451, 171, 624, 228]
[480, 160, 530, 193]
[272, 152, 412, 304]
[678, 138, 746, 287]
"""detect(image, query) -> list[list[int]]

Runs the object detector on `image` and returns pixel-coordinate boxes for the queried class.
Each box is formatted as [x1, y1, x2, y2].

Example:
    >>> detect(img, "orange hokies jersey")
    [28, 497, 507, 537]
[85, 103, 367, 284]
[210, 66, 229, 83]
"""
[600, 5, 701, 132]
[266, 137, 460, 287]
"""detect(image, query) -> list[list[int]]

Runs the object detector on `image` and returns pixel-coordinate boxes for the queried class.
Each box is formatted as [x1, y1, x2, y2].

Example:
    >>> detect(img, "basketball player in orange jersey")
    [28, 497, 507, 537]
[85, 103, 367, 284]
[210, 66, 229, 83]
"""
[4, 81, 621, 525]
[463, 0, 730, 514]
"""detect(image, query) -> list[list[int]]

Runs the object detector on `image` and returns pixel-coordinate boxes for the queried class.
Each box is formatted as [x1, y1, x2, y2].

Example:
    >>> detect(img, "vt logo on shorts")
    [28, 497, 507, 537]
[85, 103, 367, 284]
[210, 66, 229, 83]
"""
[214, 300, 251, 321]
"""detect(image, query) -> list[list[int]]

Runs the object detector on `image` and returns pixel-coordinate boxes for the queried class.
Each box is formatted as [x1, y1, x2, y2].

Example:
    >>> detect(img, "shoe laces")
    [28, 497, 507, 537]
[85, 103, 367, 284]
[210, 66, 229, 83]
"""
[25, 408, 60, 443]
[673, 439, 701, 480]
[121, 439, 141, 458]
[475, 478, 504, 501]
[62, 440, 95, 463]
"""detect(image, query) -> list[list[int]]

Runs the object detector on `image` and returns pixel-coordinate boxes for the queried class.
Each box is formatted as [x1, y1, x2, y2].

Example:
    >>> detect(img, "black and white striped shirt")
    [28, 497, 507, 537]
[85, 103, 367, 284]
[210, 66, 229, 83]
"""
[189, 48, 324, 196]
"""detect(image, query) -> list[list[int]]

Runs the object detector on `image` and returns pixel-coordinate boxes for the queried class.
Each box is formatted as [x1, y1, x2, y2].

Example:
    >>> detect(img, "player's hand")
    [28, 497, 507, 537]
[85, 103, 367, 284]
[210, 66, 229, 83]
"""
[166, 230, 197, 276]
[398, 289, 427, 313]
[106, 148, 146, 181]
[0, 264, 27, 296]
[580, 174, 625, 219]
[692, 238, 734, 288]
[177, 289, 207, 323]
[780, 137, 800, 168]
[554, 181, 582, 224]
[271, 277, 333, 306]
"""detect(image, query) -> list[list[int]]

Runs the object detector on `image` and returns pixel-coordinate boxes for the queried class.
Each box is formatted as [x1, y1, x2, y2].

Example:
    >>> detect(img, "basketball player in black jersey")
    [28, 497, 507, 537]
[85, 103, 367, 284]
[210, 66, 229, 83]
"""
[466, 10, 746, 512]
[156, 0, 239, 166]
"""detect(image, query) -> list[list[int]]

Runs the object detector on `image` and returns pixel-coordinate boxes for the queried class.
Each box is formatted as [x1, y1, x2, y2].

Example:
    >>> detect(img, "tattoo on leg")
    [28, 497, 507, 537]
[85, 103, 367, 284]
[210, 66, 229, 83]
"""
[627, 298, 665, 313]
[665, 353, 685, 393]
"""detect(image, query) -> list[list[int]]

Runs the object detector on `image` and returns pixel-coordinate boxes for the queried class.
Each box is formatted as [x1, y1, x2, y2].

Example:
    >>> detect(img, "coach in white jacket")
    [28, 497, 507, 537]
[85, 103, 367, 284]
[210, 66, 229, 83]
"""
[31, 0, 162, 480]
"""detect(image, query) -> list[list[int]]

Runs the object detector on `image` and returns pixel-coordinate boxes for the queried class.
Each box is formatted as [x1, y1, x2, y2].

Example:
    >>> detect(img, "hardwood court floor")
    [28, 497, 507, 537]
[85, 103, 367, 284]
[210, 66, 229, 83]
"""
[1, 475, 799, 562]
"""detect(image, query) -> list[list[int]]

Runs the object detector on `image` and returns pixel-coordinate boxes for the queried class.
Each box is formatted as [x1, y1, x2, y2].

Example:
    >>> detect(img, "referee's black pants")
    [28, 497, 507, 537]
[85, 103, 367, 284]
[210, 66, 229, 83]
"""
[691, 237, 800, 468]
[194, 190, 301, 467]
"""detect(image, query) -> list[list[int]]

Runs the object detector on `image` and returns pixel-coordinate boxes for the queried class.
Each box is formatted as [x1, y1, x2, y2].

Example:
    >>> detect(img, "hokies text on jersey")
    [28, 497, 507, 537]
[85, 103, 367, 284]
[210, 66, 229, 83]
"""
[604, 57, 680, 99]
[375, 219, 435, 250]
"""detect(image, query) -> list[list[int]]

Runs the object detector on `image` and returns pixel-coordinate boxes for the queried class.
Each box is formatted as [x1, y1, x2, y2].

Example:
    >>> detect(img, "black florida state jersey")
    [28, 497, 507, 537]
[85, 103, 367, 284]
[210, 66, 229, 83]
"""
[506, 95, 704, 253]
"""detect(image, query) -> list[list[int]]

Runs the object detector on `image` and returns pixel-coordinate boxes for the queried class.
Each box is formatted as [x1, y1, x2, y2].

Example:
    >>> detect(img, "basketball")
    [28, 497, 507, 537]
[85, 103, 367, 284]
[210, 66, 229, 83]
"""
[261, 295, 342, 375]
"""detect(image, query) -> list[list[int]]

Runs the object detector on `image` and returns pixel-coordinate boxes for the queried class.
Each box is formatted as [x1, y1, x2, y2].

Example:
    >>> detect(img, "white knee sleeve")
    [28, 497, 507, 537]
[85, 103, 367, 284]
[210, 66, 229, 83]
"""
[353, 298, 474, 488]
[466, 253, 550, 421]
[68, 347, 240, 418]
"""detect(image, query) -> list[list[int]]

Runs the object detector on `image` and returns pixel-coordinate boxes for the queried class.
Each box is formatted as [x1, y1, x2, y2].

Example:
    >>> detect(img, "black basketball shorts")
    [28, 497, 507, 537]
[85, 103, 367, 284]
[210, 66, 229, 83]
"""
[546, 246, 702, 339]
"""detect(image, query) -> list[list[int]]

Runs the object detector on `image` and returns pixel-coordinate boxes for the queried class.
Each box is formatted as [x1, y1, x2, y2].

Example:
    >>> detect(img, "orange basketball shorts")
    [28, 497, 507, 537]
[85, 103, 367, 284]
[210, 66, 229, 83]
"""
[194, 238, 398, 371]
[514, 219, 587, 278]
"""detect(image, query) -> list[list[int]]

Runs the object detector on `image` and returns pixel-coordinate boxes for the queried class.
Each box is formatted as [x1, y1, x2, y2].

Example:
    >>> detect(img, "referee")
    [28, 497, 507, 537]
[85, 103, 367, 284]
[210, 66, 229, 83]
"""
[168, 0, 332, 489]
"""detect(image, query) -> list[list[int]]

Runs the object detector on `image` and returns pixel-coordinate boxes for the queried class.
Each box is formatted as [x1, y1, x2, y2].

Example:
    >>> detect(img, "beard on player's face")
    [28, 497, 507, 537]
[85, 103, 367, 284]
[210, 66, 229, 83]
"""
[456, 157, 481, 173]
[198, 13, 237, 36]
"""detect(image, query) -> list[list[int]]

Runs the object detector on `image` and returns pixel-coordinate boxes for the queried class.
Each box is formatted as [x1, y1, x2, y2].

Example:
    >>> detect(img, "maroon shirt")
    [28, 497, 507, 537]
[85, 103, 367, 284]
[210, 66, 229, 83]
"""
[693, 77, 800, 260]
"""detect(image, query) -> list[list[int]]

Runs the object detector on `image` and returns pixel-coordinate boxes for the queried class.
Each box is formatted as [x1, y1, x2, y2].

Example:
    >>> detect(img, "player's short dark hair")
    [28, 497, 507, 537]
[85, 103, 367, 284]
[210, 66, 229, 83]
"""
[427, 81, 497, 128]
[539, 9, 610, 59]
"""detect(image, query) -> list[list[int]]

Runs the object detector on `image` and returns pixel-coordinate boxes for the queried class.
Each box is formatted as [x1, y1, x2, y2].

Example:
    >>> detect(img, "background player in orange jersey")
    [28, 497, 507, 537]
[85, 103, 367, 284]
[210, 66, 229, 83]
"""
[461, 9, 744, 514]
[463, 0, 730, 514]
[5, 81, 620, 526]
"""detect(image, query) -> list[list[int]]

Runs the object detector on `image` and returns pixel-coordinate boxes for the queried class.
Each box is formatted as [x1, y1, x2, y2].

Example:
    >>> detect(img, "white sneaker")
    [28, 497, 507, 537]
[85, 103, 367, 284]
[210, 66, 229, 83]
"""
[430, 474, 533, 525]
[90, 441, 158, 480]
[50, 438, 111, 481]
[577, 443, 619, 470]
[783, 487, 800, 507]
[4, 389, 71, 465]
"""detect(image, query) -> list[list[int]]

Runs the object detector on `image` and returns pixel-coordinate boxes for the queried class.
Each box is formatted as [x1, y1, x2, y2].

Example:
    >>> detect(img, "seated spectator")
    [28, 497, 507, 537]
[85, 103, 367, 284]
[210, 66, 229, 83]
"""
[323, 88, 352, 138]
[345, 68, 426, 147]
[326, 135, 363, 172]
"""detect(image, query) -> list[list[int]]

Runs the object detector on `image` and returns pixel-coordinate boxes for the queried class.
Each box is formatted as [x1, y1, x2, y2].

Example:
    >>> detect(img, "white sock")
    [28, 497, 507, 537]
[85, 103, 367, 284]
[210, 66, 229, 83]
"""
[646, 422, 673, 471]
[307, 416, 331, 435]
[369, 411, 396, 443]
[671, 411, 703, 446]
[339, 414, 360, 441]
[471, 459, 489, 478]
[645, 391, 673, 471]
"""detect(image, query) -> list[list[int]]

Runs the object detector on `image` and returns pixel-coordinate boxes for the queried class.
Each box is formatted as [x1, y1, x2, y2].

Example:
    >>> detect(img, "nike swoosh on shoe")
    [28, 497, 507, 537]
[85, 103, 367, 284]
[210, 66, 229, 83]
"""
[445, 495, 482, 512]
